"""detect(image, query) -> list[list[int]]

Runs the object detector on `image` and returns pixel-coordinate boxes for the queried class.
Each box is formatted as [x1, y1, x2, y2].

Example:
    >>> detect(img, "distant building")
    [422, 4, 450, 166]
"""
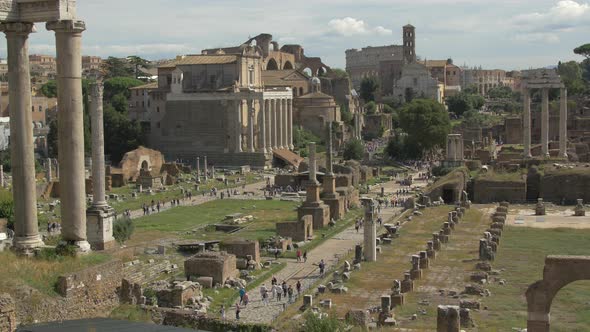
[345, 25, 416, 96]
[392, 63, 442, 103]
[462, 68, 516, 95]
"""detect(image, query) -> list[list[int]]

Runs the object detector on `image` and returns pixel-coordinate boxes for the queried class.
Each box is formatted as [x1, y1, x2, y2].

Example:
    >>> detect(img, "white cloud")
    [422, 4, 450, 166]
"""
[512, 0, 590, 31]
[327, 17, 392, 36]
[511, 32, 560, 44]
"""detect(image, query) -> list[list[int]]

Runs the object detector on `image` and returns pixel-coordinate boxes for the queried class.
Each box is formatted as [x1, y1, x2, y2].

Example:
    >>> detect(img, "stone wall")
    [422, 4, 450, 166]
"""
[540, 168, 590, 204]
[147, 307, 270, 332]
[56, 260, 122, 299]
[427, 168, 468, 203]
[473, 179, 526, 203]
[184, 251, 238, 285]
[220, 239, 261, 263]
[276, 215, 313, 242]
[0, 293, 16, 332]
[118, 146, 165, 181]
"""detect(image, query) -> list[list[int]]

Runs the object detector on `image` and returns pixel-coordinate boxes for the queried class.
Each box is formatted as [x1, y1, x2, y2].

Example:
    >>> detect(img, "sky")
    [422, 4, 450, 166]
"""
[2, 0, 589, 70]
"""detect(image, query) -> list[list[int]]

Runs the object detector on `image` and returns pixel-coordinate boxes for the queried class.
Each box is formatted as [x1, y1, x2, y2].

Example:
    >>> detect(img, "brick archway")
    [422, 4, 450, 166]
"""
[526, 255, 590, 331]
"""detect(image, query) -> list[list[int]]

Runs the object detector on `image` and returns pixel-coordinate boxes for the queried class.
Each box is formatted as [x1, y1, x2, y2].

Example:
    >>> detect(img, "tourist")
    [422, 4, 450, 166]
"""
[271, 276, 277, 286]
[282, 281, 288, 296]
[271, 282, 277, 299]
[235, 303, 240, 320]
[275, 284, 283, 301]
[296, 280, 302, 296]
[239, 287, 246, 305]
[355, 220, 360, 233]
[220, 305, 225, 320]
[303, 250, 307, 263]
[243, 292, 249, 306]
[260, 284, 268, 306]
[319, 259, 325, 276]
[287, 285, 294, 303]
[296, 249, 302, 262]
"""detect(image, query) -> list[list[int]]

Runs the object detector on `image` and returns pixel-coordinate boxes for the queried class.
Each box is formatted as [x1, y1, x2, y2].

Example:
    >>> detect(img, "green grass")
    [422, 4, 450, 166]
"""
[109, 304, 153, 323]
[0, 251, 111, 296]
[474, 227, 590, 332]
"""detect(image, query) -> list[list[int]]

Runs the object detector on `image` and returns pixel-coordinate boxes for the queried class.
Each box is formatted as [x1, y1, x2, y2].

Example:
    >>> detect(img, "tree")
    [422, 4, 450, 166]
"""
[103, 104, 146, 163]
[487, 86, 513, 99]
[360, 77, 378, 102]
[446, 93, 472, 116]
[0, 188, 14, 230]
[101, 56, 134, 78]
[329, 68, 349, 79]
[127, 55, 151, 80]
[398, 99, 451, 158]
[365, 101, 377, 114]
[40, 80, 57, 98]
[574, 43, 590, 59]
[558, 61, 587, 95]
[343, 138, 364, 161]
[339, 103, 353, 125]
[103, 76, 144, 100]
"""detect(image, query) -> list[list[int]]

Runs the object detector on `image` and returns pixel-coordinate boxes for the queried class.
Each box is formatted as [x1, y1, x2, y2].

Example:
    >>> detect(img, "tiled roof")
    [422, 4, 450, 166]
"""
[420, 60, 449, 68]
[129, 82, 158, 90]
[261, 69, 307, 86]
[159, 55, 239, 68]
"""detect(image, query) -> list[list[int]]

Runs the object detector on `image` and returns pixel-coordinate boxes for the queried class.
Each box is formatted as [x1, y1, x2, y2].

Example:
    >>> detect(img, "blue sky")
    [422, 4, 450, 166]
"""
[3, 0, 589, 70]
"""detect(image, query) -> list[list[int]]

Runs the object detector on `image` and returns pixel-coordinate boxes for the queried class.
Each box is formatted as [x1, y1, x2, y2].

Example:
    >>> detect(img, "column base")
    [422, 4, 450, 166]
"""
[289, 145, 294, 150]
[13, 235, 44, 256]
[86, 205, 116, 251]
[559, 152, 568, 159]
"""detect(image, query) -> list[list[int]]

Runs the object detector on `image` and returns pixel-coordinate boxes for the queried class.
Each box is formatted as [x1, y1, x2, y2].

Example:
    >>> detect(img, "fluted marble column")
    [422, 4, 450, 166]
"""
[559, 88, 568, 158]
[196, 157, 200, 183]
[288, 99, 294, 150]
[265, 100, 272, 152]
[541, 88, 549, 157]
[523, 88, 532, 158]
[278, 99, 284, 148]
[248, 100, 255, 152]
[282, 99, 288, 149]
[47, 20, 89, 251]
[1, 22, 43, 253]
[272, 99, 279, 149]
[236, 101, 243, 152]
[259, 99, 267, 153]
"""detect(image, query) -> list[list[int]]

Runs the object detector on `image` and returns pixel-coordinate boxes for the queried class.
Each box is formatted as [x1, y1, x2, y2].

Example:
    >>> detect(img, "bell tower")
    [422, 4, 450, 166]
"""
[403, 24, 416, 63]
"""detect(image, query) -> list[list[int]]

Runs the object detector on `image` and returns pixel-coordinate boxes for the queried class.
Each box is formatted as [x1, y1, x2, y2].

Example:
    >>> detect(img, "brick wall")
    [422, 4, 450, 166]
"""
[56, 260, 122, 299]
[0, 293, 16, 332]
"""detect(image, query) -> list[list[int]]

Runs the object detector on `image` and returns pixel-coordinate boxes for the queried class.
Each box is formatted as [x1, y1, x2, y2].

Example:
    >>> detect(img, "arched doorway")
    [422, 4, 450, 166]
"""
[283, 61, 293, 70]
[141, 160, 149, 171]
[526, 256, 590, 331]
[266, 58, 278, 70]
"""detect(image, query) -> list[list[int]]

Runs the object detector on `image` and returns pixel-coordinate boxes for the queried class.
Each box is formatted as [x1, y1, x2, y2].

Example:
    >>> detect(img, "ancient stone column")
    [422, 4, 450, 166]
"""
[277, 99, 284, 149]
[362, 198, 377, 262]
[541, 88, 549, 157]
[309, 142, 317, 184]
[235, 100, 242, 152]
[86, 82, 115, 250]
[248, 100, 255, 152]
[559, 88, 568, 158]
[259, 99, 267, 153]
[89, 82, 107, 208]
[324, 123, 336, 195]
[523, 88, 532, 158]
[47, 20, 89, 252]
[283, 99, 289, 149]
[272, 99, 278, 149]
[54, 158, 59, 179]
[46, 158, 52, 182]
[265, 100, 272, 152]
[1, 22, 43, 253]
[204, 155, 208, 181]
[0, 164, 4, 187]
[288, 99, 294, 150]
[195, 157, 201, 183]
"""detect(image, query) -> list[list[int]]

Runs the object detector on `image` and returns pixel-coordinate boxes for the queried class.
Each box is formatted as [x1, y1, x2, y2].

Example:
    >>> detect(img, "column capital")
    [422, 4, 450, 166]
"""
[89, 81, 104, 102]
[0, 22, 35, 35]
[46, 20, 86, 33]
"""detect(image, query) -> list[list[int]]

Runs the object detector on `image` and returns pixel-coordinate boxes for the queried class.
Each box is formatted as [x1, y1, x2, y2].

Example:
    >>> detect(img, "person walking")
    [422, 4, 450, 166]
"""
[276, 284, 283, 301]
[243, 292, 249, 306]
[319, 259, 325, 276]
[239, 287, 246, 305]
[303, 250, 307, 263]
[296, 249, 302, 263]
[296, 280, 302, 296]
[235, 303, 240, 320]
[282, 281, 288, 298]
[220, 305, 225, 320]
[287, 285, 294, 303]
[260, 284, 268, 306]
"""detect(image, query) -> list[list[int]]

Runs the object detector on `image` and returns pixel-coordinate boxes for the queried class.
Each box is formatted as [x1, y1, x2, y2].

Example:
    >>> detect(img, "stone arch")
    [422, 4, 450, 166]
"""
[283, 61, 293, 70]
[526, 255, 590, 331]
[266, 58, 279, 70]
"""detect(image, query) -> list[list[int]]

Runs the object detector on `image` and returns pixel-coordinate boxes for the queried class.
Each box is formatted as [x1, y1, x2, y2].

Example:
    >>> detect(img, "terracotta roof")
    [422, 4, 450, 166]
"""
[262, 70, 308, 86]
[298, 91, 333, 99]
[273, 149, 304, 168]
[159, 55, 239, 68]
[129, 82, 158, 90]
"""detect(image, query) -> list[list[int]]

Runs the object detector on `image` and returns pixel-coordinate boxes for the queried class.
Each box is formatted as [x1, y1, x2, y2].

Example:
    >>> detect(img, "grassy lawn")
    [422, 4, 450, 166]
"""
[131, 199, 299, 244]
[474, 227, 590, 332]
[0, 250, 111, 296]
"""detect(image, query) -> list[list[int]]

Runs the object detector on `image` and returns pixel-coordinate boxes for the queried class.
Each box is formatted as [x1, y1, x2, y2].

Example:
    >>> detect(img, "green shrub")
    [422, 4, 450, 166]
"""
[303, 310, 345, 332]
[113, 218, 135, 244]
[343, 139, 364, 161]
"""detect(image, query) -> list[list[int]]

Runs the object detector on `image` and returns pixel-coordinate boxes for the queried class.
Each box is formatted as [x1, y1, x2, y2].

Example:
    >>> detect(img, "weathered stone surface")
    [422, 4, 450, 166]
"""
[0, 293, 16, 332]
[346, 309, 369, 327]
[184, 251, 238, 285]
[437, 305, 460, 332]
